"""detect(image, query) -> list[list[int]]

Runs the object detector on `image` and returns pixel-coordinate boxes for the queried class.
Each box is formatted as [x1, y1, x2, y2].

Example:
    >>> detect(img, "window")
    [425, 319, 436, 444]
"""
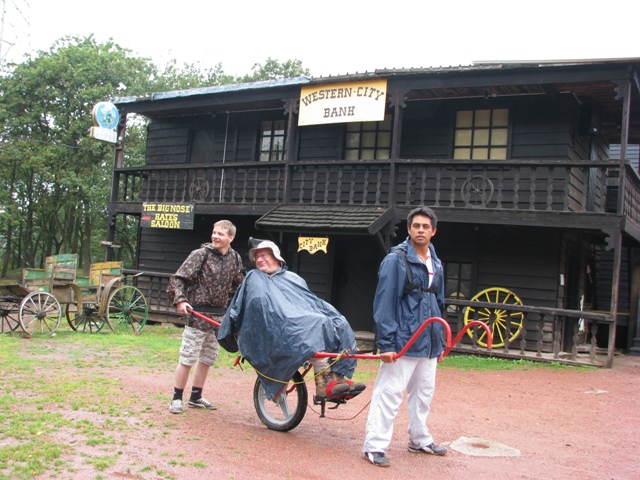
[454, 109, 509, 160]
[344, 115, 392, 160]
[259, 120, 286, 161]
[444, 261, 473, 315]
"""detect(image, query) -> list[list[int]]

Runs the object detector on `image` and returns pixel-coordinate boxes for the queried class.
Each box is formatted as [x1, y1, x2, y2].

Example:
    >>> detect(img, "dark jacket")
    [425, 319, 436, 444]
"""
[166, 243, 244, 331]
[373, 237, 446, 358]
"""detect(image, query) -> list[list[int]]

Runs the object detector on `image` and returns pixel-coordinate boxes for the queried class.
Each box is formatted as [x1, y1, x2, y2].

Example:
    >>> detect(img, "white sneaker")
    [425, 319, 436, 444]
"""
[169, 399, 183, 414]
[188, 397, 218, 410]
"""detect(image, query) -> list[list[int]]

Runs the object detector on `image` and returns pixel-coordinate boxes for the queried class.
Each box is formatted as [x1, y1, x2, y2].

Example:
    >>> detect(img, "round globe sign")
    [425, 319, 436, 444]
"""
[92, 102, 120, 130]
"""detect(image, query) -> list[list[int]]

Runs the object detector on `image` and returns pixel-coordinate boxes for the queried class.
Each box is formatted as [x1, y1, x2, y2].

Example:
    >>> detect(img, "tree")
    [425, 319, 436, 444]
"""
[237, 57, 310, 83]
[0, 35, 156, 273]
[0, 38, 310, 276]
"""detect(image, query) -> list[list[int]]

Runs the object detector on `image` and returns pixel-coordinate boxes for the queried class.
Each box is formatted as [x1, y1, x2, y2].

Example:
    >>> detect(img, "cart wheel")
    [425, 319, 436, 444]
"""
[19, 292, 61, 335]
[65, 304, 106, 333]
[254, 371, 308, 432]
[106, 286, 149, 332]
[463, 287, 525, 348]
[1, 301, 20, 333]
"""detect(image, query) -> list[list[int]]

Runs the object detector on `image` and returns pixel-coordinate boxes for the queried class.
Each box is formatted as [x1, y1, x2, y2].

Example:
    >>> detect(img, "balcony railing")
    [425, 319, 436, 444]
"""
[112, 159, 628, 216]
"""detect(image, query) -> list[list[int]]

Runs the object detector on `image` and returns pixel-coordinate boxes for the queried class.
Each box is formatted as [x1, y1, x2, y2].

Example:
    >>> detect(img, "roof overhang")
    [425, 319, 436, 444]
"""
[255, 205, 394, 235]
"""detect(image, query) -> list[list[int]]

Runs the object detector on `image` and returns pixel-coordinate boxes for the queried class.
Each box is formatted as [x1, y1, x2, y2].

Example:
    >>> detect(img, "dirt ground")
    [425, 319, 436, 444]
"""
[25, 349, 639, 480]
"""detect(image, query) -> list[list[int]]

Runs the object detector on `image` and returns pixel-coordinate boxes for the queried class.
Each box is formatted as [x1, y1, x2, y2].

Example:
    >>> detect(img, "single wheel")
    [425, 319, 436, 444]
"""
[106, 286, 149, 332]
[1, 300, 21, 333]
[464, 287, 525, 348]
[254, 371, 308, 432]
[66, 303, 106, 333]
[189, 177, 209, 202]
[19, 292, 61, 335]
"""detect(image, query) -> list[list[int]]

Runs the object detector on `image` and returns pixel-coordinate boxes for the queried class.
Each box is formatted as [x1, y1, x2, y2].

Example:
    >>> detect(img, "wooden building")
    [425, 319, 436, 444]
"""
[108, 58, 640, 367]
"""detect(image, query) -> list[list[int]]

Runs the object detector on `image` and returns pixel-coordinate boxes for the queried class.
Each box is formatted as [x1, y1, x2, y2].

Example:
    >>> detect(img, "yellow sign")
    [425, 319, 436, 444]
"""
[298, 236, 329, 255]
[140, 203, 195, 230]
[298, 79, 388, 126]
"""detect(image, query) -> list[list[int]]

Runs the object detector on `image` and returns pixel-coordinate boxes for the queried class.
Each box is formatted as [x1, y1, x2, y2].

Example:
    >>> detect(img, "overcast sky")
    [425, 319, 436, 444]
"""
[2, 0, 639, 81]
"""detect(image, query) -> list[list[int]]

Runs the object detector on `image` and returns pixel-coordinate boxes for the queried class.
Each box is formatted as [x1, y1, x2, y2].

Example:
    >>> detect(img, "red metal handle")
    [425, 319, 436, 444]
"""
[312, 317, 492, 360]
[188, 308, 221, 328]
[189, 309, 492, 361]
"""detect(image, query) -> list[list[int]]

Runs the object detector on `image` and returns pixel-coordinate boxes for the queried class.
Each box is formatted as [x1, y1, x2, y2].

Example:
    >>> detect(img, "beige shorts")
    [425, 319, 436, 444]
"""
[179, 325, 220, 367]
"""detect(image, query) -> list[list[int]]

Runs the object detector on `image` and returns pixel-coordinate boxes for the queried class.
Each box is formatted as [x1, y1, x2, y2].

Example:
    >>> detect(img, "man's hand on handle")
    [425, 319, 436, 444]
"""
[176, 301, 192, 315]
[380, 352, 396, 363]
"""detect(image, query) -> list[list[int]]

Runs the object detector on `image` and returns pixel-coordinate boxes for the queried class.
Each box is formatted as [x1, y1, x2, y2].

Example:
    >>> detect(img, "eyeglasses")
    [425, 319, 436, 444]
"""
[255, 252, 273, 261]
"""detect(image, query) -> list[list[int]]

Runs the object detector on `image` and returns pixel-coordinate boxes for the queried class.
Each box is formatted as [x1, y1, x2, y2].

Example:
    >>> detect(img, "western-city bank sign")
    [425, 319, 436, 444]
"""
[298, 79, 387, 126]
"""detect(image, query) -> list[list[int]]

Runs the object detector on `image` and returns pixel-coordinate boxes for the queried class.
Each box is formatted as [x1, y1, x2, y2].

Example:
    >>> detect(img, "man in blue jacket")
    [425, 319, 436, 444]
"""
[363, 206, 447, 467]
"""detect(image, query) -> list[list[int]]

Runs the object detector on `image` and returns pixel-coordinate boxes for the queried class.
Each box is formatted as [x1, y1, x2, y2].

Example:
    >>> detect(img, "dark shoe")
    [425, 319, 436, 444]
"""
[347, 380, 366, 394]
[188, 397, 218, 410]
[408, 443, 447, 456]
[326, 380, 351, 397]
[364, 451, 390, 467]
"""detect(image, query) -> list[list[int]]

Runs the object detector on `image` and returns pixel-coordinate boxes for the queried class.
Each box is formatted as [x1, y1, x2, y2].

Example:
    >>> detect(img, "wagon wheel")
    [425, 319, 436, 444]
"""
[65, 303, 106, 333]
[463, 287, 525, 348]
[254, 371, 308, 432]
[18, 292, 61, 336]
[461, 175, 494, 208]
[106, 285, 149, 333]
[189, 177, 209, 202]
[1, 300, 20, 333]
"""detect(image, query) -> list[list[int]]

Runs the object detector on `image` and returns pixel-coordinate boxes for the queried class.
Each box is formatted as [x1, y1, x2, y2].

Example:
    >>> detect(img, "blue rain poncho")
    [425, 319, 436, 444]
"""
[217, 266, 358, 399]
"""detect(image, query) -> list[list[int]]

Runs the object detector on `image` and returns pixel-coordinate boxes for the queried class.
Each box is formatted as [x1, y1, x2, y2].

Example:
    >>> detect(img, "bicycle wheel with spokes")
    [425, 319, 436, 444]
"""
[463, 287, 525, 348]
[254, 371, 308, 432]
[106, 286, 148, 332]
[18, 292, 61, 335]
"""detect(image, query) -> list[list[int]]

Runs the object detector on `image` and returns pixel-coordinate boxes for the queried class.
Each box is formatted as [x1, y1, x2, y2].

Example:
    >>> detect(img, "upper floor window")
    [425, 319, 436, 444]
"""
[259, 120, 286, 161]
[344, 115, 392, 160]
[454, 109, 509, 160]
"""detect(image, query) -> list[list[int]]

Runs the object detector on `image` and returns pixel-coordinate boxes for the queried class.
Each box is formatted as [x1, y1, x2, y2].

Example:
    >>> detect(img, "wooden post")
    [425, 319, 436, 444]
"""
[388, 87, 406, 207]
[105, 111, 127, 261]
[283, 98, 299, 204]
[608, 229, 622, 368]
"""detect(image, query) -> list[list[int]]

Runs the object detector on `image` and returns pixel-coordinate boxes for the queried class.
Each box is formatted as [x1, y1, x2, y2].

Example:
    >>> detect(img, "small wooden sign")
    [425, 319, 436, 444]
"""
[298, 236, 329, 255]
[141, 203, 195, 230]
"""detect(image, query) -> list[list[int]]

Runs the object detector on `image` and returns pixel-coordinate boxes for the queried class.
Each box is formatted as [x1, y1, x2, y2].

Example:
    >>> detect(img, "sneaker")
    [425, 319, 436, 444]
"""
[364, 452, 390, 467]
[188, 397, 218, 410]
[408, 443, 447, 456]
[169, 399, 183, 414]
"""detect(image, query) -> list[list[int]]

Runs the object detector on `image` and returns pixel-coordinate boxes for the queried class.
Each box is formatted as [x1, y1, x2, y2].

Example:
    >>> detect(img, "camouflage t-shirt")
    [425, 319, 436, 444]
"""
[166, 243, 244, 331]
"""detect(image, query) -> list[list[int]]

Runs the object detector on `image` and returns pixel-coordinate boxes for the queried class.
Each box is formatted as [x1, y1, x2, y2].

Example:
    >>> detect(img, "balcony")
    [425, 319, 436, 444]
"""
[111, 159, 640, 222]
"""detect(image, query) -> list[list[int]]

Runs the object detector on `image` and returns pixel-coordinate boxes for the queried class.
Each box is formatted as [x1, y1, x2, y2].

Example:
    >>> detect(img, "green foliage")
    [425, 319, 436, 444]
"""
[0, 35, 157, 272]
[237, 57, 310, 83]
[0, 35, 309, 274]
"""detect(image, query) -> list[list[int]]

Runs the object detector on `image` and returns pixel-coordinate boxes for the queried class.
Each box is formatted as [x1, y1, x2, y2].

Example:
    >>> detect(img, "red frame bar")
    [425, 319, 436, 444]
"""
[189, 310, 492, 360]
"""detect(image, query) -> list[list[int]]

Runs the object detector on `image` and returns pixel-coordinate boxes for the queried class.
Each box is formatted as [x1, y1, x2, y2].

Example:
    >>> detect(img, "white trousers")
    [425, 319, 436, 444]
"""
[362, 356, 438, 454]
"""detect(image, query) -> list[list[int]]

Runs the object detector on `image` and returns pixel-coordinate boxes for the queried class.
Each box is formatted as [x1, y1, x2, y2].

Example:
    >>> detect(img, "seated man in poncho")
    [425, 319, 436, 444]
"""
[218, 240, 365, 401]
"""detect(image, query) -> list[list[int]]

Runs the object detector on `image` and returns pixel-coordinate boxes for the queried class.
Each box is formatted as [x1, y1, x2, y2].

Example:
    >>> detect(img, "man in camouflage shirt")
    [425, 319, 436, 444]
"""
[166, 219, 244, 414]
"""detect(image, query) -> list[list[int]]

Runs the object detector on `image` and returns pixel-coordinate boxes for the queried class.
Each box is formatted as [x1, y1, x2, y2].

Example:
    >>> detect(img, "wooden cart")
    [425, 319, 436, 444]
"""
[1, 254, 149, 335]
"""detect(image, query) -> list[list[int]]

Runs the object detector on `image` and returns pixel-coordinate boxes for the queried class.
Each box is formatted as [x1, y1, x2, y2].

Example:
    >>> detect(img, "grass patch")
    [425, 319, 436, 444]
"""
[0, 324, 188, 479]
[442, 354, 594, 371]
